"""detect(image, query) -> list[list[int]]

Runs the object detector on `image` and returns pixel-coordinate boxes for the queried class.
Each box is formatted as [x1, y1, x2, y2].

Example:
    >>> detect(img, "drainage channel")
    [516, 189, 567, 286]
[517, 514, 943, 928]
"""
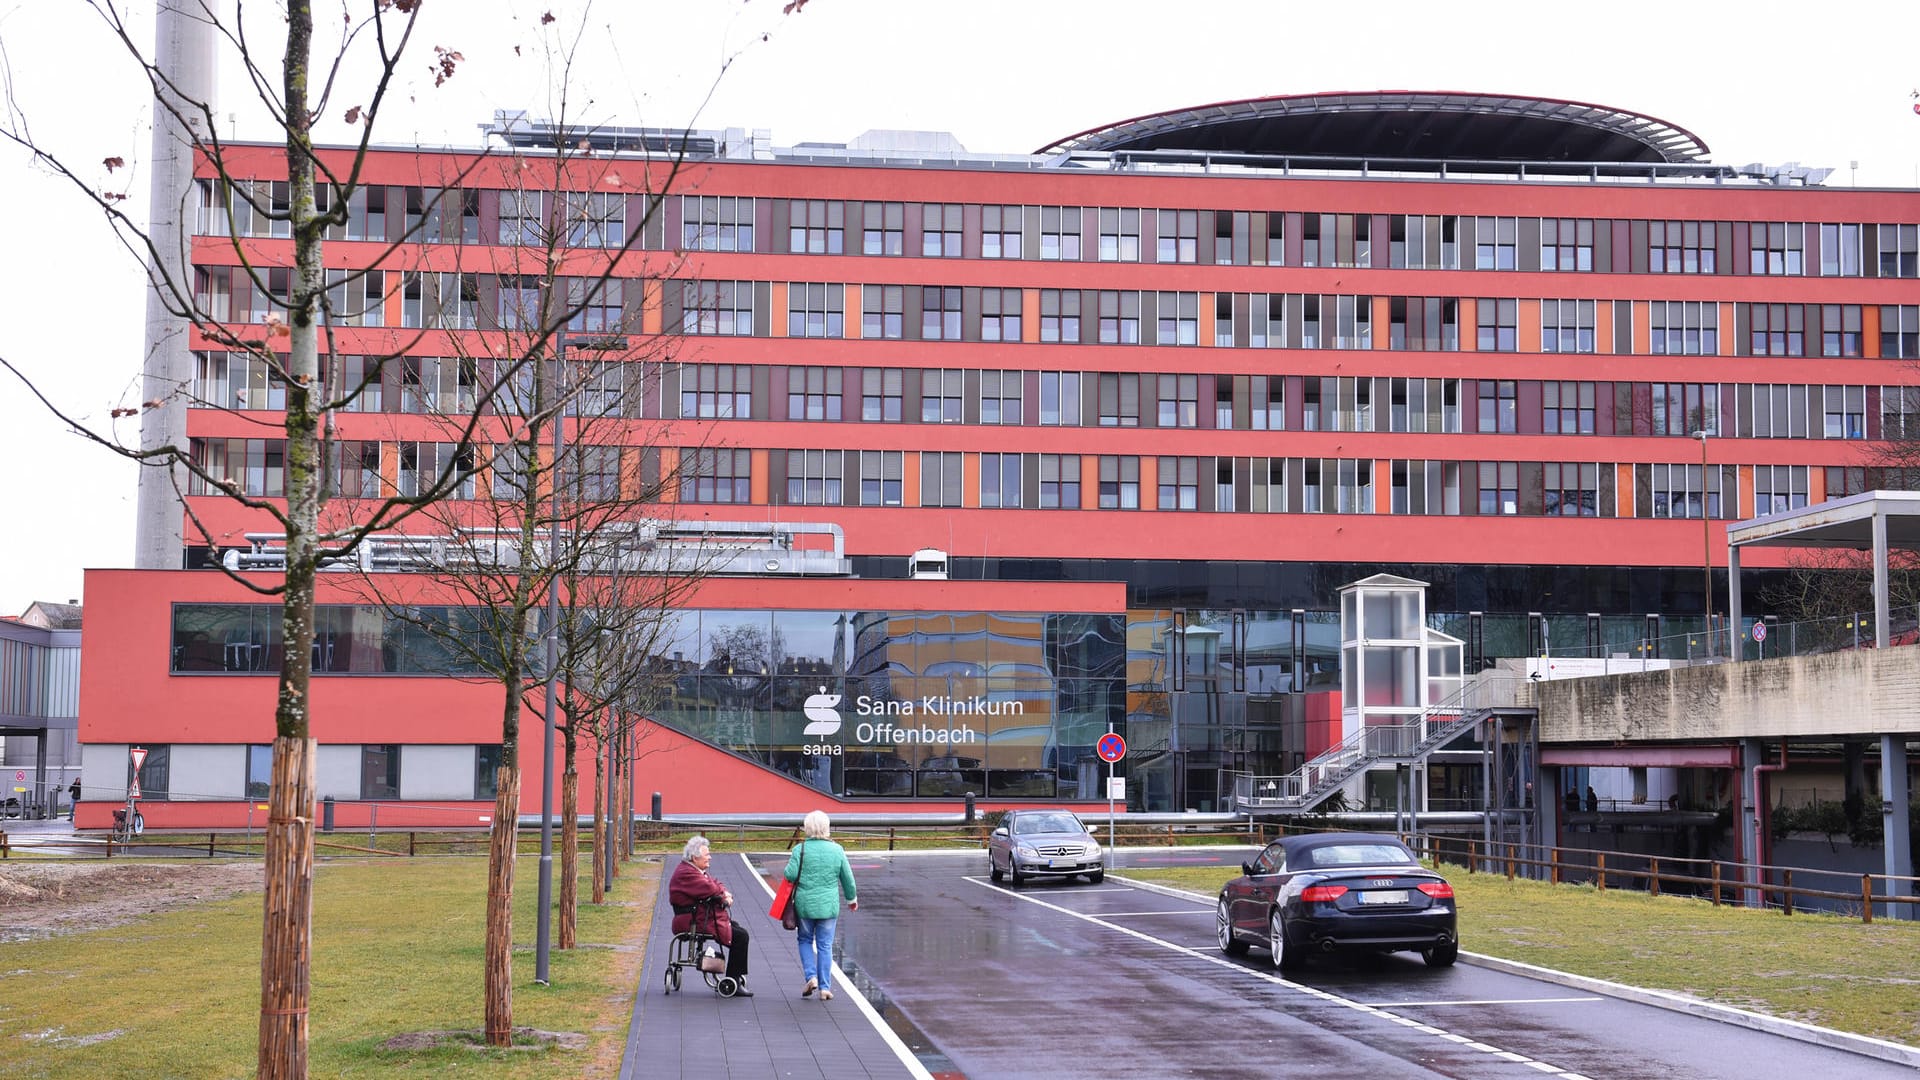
[839, 956, 965, 1079]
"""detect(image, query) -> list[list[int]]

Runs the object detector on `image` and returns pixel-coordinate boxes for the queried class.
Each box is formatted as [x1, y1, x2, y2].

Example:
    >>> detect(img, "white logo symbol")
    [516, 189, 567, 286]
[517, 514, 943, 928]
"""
[802, 687, 843, 736]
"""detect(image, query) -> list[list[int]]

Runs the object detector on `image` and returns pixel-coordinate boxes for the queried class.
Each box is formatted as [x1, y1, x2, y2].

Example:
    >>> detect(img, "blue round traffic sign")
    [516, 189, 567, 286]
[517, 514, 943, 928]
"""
[1097, 732, 1127, 763]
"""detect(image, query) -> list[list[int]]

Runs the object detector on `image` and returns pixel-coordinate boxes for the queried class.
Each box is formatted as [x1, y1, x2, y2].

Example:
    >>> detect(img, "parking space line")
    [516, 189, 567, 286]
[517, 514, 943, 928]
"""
[963, 875, 1585, 1076]
[1097, 909, 1214, 916]
[1367, 997, 1603, 1008]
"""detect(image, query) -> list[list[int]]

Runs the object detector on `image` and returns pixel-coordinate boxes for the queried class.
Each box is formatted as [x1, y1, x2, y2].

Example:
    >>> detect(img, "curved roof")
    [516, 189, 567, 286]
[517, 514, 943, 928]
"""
[1038, 91, 1709, 164]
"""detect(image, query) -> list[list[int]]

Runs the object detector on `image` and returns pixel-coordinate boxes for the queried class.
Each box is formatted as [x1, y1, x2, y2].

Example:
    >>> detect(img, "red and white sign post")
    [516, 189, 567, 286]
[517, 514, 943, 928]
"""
[1098, 730, 1127, 852]
[128, 746, 148, 799]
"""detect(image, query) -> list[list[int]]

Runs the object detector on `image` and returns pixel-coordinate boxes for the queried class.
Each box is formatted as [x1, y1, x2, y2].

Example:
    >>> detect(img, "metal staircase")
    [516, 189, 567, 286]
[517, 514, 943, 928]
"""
[1233, 675, 1525, 813]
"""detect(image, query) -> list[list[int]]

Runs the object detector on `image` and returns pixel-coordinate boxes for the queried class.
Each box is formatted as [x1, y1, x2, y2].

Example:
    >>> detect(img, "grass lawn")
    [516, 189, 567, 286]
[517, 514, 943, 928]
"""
[0, 857, 657, 1079]
[1118, 864, 1920, 1048]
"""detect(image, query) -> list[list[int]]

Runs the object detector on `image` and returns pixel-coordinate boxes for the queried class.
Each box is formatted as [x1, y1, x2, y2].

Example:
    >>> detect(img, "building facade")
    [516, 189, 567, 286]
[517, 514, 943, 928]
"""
[81, 92, 1920, 824]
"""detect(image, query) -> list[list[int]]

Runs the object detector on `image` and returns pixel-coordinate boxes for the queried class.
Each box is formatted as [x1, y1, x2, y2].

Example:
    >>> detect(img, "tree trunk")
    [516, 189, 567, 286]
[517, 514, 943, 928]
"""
[484, 764, 521, 1047]
[257, 735, 315, 1079]
[590, 745, 606, 905]
[559, 766, 577, 948]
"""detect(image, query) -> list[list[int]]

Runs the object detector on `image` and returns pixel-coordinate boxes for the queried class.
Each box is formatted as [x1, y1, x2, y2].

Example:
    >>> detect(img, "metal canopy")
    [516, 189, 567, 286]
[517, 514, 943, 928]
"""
[1724, 490, 1920, 652]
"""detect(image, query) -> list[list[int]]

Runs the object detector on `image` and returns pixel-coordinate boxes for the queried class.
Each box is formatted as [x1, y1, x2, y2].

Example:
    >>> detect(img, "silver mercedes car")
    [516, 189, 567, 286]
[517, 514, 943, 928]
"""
[987, 810, 1105, 885]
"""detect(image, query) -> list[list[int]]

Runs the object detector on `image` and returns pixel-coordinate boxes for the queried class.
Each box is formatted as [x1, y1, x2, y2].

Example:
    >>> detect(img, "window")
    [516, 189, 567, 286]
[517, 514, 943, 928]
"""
[921, 286, 962, 341]
[784, 449, 843, 505]
[1321, 294, 1371, 349]
[323, 268, 385, 327]
[244, 745, 273, 799]
[682, 195, 753, 252]
[1541, 218, 1594, 271]
[1882, 305, 1920, 359]
[1156, 292, 1199, 345]
[1652, 383, 1721, 437]
[1478, 462, 1519, 515]
[983, 205, 1023, 258]
[1390, 214, 1459, 270]
[1388, 459, 1460, 515]
[1388, 296, 1459, 351]
[1543, 463, 1599, 516]
[1746, 303, 1805, 357]
[571, 361, 625, 418]
[1478, 380, 1517, 433]
[1039, 206, 1082, 260]
[861, 368, 903, 422]
[1098, 208, 1141, 262]
[497, 191, 544, 246]
[191, 438, 287, 497]
[1301, 213, 1370, 268]
[1641, 462, 1730, 520]
[566, 277, 624, 332]
[1821, 304, 1863, 357]
[861, 202, 904, 255]
[1752, 465, 1809, 515]
[327, 440, 382, 499]
[862, 285, 904, 339]
[407, 271, 479, 330]
[1332, 376, 1374, 433]
[1884, 385, 1920, 440]
[361, 744, 400, 799]
[1476, 299, 1517, 352]
[980, 370, 1021, 425]
[563, 191, 624, 249]
[1542, 382, 1596, 434]
[1541, 299, 1595, 353]
[980, 453, 1023, 508]
[787, 283, 845, 338]
[1039, 372, 1080, 426]
[920, 451, 963, 507]
[1097, 373, 1140, 427]
[788, 199, 843, 254]
[786, 366, 842, 421]
[1649, 301, 1718, 355]
[1747, 221, 1804, 275]
[1879, 224, 1919, 277]
[1040, 290, 1081, 343]
[561, 445, 621, 502]
[400, 441, 478, 499]
[859, 450, 902, 506]
[1155, 210, 1198, 263]
[1098, 455, 1140, 509]
[921, 203, 962, 257]
[495, 275, 542, 330]
[1474, 217, 1517, 270]
[1039, 454, 1080, 508]
[681, 364, 753, 419]
[981, 288, 1022, 342]
[475, 745, 503, 800]
[1823, 385, 1867, 439]
[490, 443, 532, 501]
[1098, 291, 1140, 344]
[920, 369, 963, 423]
[1650, 220, 1716, 274]
[1157, 456, 1200, 510]
[680, 280, 755, 336]
[132, 745, 171, 801]
[1157, 374, 1198, 428]
[1386, 377, 1460, 433]
[687, 448, 751, 503]
[1820, 223, 1862, 277]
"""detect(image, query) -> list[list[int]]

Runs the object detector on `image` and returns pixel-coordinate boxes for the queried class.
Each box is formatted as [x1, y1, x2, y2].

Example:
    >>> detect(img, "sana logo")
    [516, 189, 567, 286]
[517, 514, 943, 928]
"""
[802, 687, 843, 736]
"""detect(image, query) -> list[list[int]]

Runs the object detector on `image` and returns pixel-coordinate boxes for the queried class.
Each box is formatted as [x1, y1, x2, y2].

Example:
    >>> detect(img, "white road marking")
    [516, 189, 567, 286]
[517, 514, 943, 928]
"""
[964, 875, 1584, 1075]
[1095, 909, 1215, 917]
[1367, 996, 1603, 1008]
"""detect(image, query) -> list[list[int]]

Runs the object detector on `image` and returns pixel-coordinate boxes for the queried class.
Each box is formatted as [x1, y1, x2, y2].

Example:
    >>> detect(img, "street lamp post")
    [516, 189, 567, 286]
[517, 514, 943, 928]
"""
[1695, 430, 1713, 657]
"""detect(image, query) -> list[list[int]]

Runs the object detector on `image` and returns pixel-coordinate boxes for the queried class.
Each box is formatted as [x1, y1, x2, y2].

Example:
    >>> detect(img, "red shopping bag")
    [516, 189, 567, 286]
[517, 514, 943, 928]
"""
[769, 877, 797, 926]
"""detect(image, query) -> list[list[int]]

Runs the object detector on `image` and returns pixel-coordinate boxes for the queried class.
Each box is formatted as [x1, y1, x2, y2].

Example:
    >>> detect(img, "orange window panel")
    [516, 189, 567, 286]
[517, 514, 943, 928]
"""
[1808, 463, 1827, 504]
[1863, 305, 1881, 358]
[1372, 296, 1391, 349]
[1615, 463, 1636, 517]
[1459, 298, 1477, 349]
[845, 283, 862, 340]
[1631, 302, 1650, 357]
[769, 283, 788, 338]
[962, 453, 979, 508]
[903, 452, 922, 506]
[1021, 287, 1041, 344]
[1373, 460, 1391, 514]
[1737, 466, 1754, 520]
[1199, 295, 1217, 349]
[750, 449, 770, 504]
[1517, 299, 1541, 354]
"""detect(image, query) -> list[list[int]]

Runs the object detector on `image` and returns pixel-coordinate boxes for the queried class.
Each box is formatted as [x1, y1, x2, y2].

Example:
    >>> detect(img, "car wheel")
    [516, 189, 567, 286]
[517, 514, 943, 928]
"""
[1217, 898, 1248, 956]
[1423, 941, 1459, 968]
[1009, 863, 1025, 887]
[1269, 910, 1300, 971]
[990, 859, 1004, 883]
[1086, 870, 1105, 884]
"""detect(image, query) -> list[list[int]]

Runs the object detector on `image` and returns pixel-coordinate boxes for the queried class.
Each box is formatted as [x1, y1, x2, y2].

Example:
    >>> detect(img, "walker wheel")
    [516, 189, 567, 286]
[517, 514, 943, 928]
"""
[717, 976, 739, 998]
[665, 967, 680, 994]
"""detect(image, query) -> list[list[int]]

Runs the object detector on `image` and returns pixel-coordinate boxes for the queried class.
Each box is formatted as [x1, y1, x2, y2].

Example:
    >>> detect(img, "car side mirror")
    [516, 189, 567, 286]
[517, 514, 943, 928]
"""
[992, 828, 1008, 838]
[1242, 861, 1254, 875]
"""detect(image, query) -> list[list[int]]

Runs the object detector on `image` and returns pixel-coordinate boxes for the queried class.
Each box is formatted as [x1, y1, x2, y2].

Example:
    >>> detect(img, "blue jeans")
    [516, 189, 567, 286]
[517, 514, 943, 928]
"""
[795, 916, 838, 992]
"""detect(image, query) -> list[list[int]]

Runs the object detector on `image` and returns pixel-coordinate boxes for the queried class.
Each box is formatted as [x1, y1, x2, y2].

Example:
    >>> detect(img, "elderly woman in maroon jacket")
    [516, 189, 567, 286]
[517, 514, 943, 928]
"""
[668, 835, 754, 996]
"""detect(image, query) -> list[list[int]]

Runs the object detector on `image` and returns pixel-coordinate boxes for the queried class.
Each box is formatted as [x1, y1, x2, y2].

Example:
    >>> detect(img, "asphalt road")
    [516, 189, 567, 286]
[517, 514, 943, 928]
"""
[745, 847, 1916, 1080]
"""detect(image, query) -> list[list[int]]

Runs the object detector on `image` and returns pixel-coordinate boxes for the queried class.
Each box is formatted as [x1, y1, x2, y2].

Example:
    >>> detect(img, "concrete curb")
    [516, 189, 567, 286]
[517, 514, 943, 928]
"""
[1112, 874, 1920, 1070]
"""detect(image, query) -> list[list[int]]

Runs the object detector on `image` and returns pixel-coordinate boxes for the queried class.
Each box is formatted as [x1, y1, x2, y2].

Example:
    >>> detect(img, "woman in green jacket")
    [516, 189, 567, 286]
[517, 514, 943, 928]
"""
[783, 809, 858, 1001]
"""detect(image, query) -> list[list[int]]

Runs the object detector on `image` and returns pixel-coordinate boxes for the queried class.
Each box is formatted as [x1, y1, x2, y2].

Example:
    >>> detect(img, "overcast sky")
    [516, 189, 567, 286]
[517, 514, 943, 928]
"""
[0, 0, 1916, 615]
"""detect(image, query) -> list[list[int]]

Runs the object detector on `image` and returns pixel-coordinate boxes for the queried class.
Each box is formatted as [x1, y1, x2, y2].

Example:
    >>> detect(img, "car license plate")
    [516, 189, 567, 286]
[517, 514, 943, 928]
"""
[1049, 859, 1066, 868]
[1359, 890, 1408, 905]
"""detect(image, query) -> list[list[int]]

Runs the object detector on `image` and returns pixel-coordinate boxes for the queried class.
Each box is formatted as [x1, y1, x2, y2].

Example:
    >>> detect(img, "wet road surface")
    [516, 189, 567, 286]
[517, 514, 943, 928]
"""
[749, 849, 1916, 1080]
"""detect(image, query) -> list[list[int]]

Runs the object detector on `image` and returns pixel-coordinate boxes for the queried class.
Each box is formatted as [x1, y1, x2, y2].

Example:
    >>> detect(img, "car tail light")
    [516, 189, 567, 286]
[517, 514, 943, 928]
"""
[1299, 885, 1348, 902]
[1416, 881, 1455, 899]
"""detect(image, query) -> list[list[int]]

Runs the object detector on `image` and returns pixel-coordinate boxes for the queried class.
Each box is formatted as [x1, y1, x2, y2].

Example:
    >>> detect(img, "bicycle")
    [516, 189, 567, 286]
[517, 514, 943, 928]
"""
[110, 804, 145, 843]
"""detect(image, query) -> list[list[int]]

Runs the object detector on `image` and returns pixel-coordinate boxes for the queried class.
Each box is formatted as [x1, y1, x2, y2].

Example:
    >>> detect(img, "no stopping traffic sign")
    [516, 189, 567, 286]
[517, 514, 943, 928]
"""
[1097, 732, 1127, 763]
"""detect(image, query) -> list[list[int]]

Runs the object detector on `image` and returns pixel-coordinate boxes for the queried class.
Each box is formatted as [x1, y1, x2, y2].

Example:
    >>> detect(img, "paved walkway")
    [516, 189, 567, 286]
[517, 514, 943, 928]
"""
[620, 852, 925, 1080]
